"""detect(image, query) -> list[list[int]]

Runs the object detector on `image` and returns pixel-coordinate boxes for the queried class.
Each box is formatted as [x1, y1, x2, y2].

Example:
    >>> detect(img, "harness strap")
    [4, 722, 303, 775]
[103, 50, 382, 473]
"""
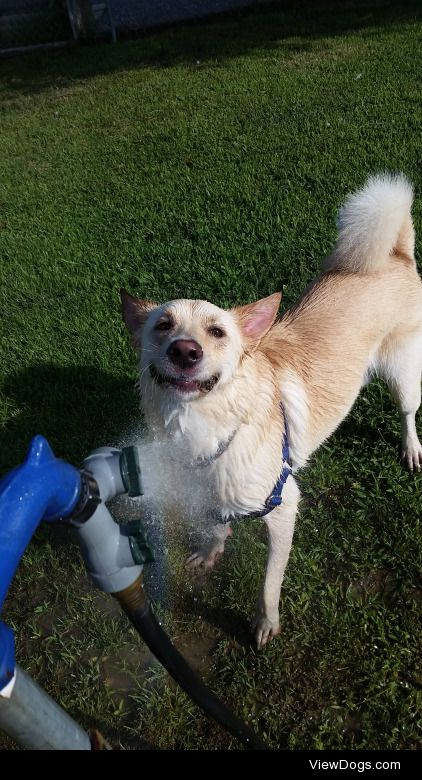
[241, 403, 292, 519]
[191, 428, 238, 468]
[188, 403, 292, 523]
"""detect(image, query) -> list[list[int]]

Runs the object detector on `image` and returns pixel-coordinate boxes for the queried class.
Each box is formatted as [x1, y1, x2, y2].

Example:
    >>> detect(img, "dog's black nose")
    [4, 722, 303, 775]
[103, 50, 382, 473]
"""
[167, 339, 203, 369]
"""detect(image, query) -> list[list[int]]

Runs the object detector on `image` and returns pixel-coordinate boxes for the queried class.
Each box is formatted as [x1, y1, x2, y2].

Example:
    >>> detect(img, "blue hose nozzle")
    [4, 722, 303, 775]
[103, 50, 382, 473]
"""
[0, 436, 82, 689]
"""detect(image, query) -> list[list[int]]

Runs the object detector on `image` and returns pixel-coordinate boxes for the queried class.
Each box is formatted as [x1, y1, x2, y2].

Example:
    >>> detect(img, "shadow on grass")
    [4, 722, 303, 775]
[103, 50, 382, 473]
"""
[76, 708, 154, 750]
[0, 363, 140, 473]
[1, 0, 420, 99]
[191, 593, 253, 647]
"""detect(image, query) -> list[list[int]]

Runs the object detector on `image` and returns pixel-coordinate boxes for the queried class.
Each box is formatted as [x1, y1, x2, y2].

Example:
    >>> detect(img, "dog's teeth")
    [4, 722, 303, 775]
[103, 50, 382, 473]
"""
[150, 365, 219, 394]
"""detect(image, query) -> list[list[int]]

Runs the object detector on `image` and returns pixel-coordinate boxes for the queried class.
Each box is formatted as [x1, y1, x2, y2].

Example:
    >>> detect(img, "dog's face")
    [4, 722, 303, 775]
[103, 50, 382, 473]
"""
[121, 291, 281, 404]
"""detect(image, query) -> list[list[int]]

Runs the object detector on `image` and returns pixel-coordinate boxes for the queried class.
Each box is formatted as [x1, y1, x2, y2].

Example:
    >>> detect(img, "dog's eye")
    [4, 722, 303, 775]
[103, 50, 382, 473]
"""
[209, 327, 225, 339]
[155, 320, 172, 331]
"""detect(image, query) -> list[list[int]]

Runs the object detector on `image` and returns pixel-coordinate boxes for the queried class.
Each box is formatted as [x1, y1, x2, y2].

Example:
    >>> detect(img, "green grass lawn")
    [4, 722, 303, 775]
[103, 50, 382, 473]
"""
[1, 0, 421, 750]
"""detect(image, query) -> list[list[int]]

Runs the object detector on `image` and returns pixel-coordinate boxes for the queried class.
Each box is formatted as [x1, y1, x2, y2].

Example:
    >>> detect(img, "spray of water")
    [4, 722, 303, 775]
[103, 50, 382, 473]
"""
[110, 419, 217, 605]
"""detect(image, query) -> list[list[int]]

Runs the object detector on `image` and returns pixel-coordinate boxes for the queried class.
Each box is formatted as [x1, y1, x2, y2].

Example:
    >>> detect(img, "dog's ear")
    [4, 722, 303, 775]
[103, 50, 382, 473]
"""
[120, 290, 157, 347]
[233, 292, 282, 347]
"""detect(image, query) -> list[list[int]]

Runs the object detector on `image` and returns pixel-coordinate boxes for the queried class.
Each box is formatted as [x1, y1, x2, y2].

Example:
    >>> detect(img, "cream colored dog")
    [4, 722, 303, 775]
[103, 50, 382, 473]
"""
[122, 174, 422, 649]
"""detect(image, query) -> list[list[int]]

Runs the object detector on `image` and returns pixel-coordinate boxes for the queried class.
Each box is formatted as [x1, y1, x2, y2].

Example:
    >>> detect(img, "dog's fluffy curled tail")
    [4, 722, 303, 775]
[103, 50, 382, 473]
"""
[324, 173, 415, 274]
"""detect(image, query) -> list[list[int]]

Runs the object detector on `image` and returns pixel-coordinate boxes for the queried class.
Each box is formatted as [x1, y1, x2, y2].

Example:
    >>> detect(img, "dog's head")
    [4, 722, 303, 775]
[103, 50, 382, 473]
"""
[121, 291, 281, 405]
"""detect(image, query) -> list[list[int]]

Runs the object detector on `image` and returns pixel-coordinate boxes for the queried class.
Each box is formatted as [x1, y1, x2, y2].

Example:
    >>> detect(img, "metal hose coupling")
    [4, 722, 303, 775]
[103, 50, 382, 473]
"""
[65, 445, 144, 527]
[66, 470, 101, 525]
[112, 575, 148, 615]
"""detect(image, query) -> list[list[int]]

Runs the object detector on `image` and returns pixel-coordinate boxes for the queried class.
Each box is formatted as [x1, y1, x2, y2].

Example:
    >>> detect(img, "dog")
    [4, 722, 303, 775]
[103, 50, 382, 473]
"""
[121, 173, 422, 649]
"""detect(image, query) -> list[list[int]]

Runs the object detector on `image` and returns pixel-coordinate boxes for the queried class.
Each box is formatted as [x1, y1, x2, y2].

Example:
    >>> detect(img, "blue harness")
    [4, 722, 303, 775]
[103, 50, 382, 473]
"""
[194, 404, 292, 523]
[240, 404, 292, 520]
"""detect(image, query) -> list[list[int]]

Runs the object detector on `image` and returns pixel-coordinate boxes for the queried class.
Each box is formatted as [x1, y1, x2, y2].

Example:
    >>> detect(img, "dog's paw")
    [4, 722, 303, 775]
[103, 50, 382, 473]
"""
[252, 616, 280, 650]
[185, 546, 223, 571]
[402, 445, 422, 473]
[185, 526, 232, 572]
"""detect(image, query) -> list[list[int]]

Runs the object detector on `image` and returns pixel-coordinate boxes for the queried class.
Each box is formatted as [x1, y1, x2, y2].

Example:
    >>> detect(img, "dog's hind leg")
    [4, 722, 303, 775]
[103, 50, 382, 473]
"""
[185, 523, 233, 570]
[377, 327, 422, 472]
[252, 475, 300, 649]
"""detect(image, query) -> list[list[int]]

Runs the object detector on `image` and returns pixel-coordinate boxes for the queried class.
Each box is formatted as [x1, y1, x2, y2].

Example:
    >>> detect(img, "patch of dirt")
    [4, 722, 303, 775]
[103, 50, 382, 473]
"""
[98, 628, 219, 708]
[174, 631, 219, 677]
[93, 593, 123, 619]
[349, 567, 397, 603]
[100, 643, 157, 708]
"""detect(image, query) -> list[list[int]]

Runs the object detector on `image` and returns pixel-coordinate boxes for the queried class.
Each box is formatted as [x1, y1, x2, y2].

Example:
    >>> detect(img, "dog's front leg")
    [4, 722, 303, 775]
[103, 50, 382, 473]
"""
[185, 523, 233, 570]
[253, 476, 300, 649]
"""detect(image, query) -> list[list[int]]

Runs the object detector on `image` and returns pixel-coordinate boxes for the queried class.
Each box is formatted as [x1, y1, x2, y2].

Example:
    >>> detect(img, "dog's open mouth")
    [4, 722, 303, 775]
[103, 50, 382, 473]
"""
[150, 365, 220, 394]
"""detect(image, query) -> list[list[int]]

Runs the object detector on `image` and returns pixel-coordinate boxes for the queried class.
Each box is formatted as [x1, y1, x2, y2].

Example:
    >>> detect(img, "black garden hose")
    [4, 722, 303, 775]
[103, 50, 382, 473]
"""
[115, 580, 268, 750]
